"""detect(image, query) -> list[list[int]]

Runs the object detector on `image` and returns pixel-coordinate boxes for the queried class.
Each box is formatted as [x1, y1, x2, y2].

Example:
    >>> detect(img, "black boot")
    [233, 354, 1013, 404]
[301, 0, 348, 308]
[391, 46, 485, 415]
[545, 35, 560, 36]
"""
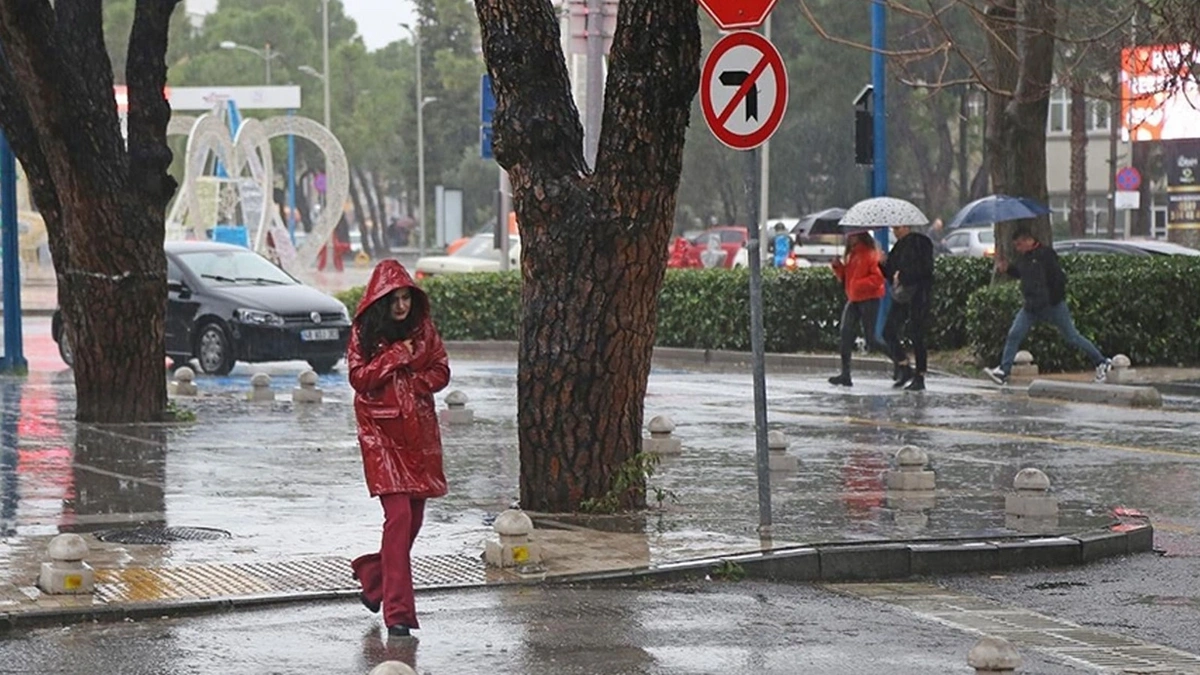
[360, 593, 380, 614]
[828, 373, 853, 387]
[387, 624, 412, 638]
[892, 364, 914, 389]
[905, 374, 926, 391]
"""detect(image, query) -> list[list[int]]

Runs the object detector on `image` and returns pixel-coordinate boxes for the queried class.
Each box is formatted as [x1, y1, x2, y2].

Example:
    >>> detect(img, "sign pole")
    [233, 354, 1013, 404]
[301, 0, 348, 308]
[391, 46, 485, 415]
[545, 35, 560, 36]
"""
[0, 131, 26, 373]
[746, 143, 771, 534]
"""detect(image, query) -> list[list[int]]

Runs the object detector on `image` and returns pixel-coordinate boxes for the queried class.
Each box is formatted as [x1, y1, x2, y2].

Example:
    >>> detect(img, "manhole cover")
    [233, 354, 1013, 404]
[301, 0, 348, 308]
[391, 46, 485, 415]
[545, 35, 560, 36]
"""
[95, 526, 231, 544]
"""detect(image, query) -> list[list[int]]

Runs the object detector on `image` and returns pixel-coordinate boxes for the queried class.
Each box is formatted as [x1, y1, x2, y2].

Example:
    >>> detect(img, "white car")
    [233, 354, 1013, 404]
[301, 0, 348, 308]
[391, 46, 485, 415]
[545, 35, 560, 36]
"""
[414, 233, 520, 278]
[942, 227, 995, 258]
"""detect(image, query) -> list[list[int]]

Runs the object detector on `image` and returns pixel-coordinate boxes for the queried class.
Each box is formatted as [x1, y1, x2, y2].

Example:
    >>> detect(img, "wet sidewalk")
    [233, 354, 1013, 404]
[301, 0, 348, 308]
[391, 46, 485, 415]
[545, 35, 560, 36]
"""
[0, 349, 1193, 629]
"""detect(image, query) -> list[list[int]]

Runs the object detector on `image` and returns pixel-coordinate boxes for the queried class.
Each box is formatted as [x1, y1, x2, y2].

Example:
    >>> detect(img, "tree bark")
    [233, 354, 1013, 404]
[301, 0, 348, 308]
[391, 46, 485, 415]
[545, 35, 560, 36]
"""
[0, 0, 180, 423]
[1068, 82, 1088, 237]
[984, 0, 1057, 263]
[476, 0, 700, 512]
[348, 166, 373, 257]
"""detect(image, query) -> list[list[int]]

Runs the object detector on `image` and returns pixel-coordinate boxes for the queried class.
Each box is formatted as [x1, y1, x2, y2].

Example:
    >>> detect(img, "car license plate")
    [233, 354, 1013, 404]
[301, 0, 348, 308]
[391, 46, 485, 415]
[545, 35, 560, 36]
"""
[301, 328, 340, 341]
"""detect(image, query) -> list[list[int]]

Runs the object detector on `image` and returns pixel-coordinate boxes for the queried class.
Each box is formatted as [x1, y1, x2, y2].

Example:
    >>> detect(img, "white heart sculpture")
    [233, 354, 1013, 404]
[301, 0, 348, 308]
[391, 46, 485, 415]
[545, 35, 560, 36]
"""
[166, 109, 350, 279]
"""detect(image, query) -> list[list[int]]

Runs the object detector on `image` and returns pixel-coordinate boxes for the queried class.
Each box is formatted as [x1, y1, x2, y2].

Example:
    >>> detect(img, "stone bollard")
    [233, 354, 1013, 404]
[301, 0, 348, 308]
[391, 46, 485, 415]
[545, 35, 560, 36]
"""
[438, 390, 474, 425]
[1005, 467, 1059, 533]
[37, 533, 95, 595]
[885, 445, 936, 491]
[292, 370, 324, 404]
[1107, 354, 1137, 384]
[368, 662, 417, 675]
[767, 430, 798, 472]
[169, 366, 198, 397]
[1010, 350, 1039, 382]
[968, 636, 1022, 674]
[643, 415, 682, 456]
[248, 372, 275, 402]
[484, 509, 543, 569]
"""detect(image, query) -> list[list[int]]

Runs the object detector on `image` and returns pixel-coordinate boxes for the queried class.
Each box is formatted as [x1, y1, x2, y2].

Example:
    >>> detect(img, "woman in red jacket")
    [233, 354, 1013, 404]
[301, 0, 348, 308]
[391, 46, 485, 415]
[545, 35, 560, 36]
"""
[347, 260, 450, 638]
[828, 231, 887, 386]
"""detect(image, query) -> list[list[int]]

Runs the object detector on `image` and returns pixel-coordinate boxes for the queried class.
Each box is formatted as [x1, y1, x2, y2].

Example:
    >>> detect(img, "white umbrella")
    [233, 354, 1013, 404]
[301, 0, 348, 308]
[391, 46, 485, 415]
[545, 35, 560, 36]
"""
[838, 196, 929, 228]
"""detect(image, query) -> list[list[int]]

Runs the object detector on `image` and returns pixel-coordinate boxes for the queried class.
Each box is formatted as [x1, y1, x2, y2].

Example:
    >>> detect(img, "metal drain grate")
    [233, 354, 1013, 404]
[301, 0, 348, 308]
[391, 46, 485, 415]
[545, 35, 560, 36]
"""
[95, 526, 232, 544]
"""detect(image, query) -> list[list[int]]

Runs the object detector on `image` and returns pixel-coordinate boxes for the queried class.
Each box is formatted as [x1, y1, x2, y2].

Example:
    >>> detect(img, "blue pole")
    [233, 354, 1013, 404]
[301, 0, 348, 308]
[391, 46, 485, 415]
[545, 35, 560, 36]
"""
[871, 0, 891, 343]
[287, 110, 297, 245]
[0, 132, 26, 373]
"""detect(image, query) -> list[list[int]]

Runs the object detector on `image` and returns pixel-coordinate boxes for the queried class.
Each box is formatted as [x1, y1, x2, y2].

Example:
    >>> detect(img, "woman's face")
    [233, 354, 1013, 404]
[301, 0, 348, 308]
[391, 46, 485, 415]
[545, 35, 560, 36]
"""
[390, 288, 413, 322]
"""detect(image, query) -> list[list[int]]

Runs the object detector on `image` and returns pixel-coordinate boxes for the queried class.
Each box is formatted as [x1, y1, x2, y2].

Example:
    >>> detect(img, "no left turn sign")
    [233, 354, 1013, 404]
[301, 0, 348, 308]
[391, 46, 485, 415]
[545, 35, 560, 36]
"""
[700, 31, 788, 151]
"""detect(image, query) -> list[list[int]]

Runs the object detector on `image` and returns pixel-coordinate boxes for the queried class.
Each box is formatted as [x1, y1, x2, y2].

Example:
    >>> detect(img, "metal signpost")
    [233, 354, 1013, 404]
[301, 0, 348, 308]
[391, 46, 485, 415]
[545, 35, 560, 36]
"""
[0, 132, 25, 373]
[698, 3, 786, 533]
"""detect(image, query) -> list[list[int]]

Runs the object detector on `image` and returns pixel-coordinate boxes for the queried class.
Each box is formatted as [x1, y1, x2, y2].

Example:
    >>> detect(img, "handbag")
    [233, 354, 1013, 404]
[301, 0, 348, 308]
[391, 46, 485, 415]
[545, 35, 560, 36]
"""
[891, 281, 916, 304]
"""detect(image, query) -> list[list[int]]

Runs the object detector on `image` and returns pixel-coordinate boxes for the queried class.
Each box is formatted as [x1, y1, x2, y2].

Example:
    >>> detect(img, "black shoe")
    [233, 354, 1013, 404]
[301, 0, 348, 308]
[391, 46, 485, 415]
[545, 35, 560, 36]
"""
[892, 363, 902, 382]
[360, 593, 380, 614]
[905, 374, 925, 391]
[892, 364, 914, 389]
[828, 374, 852, 387]
[387, 624, 412, 637]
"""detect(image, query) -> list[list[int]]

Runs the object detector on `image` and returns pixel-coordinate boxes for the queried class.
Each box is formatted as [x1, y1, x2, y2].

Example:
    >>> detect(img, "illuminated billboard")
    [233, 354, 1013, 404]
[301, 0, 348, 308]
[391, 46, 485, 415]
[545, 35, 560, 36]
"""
[1122, 44, 1200, 142]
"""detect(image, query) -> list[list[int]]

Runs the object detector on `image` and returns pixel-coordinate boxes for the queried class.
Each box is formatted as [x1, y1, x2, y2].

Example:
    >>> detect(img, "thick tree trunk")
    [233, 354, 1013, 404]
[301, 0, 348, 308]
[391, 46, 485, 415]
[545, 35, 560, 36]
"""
[0, 0, 179, 423]
[368, 170, 390, 254]
[476, 0, 700, 512]
[1068, 82, 1088, 237]
[348, 167, 373, 257]
[985, 0, 1057, 263]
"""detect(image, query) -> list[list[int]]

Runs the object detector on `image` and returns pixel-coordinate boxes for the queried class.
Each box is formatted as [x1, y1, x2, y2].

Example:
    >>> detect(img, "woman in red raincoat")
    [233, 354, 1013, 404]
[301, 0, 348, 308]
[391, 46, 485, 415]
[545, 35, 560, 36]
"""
[347, 260, 449, 638]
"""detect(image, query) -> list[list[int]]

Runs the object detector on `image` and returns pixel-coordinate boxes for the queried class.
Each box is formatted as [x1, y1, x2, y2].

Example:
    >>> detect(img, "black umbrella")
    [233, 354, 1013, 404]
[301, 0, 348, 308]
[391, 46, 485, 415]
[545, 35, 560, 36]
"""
[790, 208, 847, 236]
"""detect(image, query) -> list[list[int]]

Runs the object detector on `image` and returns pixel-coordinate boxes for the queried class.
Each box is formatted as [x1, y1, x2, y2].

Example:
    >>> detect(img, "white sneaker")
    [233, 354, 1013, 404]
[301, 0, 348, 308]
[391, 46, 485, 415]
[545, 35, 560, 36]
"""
[984, 366, 1008, 385]
[1095, 359, 1113, 383]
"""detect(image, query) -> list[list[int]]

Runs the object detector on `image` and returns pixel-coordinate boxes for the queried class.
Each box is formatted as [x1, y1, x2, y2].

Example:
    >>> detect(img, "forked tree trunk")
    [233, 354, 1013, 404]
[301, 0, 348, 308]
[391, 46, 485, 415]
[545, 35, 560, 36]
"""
[475, 0, 700, 512]
[1068, 82, 1088, 237]
[0, 1, 180, 423]
[984, 0, 1057, 263]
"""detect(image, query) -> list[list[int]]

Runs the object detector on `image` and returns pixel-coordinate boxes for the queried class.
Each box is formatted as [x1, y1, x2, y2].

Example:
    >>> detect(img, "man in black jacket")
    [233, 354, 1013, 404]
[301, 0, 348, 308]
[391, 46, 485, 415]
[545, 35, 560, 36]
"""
[883, 225, 935, 391]
[985, 229, 1112, 385]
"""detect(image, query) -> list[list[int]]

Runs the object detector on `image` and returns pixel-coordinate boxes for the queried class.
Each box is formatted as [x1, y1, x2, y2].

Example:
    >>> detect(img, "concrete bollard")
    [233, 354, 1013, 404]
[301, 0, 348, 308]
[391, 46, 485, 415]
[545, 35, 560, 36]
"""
[37, 533, 95, 594]
[292, 370, 324, 404]
[438, 390, 474, 425]
[885, 446, 936, 491]
[1010, 350, 1039, 382]
[643, 415, 682, 456]
[248, 372, 275, 402]
[169, 366, 198, 397]
[767, 430, 798, 472]
[1107, 354, 1137, 384]
[1005, 467, 1059, 533]
[368, 662, 417, 675]
[484, 509, 542, 569]
[968, 636, 1022, 674]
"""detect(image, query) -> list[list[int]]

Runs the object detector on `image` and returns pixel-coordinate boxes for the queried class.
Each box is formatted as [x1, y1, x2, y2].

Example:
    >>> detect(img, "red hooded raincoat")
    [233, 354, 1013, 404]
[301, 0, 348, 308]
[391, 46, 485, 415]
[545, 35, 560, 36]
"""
[347, 261, 450, 498]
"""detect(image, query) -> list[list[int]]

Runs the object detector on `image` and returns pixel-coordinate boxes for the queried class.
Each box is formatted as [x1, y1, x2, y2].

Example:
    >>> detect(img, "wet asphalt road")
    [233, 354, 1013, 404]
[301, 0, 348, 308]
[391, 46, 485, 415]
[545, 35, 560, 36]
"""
[0, 582, 1089, 675]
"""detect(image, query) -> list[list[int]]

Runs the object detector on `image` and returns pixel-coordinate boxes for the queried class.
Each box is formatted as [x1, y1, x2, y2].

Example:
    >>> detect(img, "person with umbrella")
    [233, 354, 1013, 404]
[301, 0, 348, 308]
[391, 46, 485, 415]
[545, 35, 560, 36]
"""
[838, 197, 935, 391]
[984, 229, 1113, 385]
[827, 230, 888, 386]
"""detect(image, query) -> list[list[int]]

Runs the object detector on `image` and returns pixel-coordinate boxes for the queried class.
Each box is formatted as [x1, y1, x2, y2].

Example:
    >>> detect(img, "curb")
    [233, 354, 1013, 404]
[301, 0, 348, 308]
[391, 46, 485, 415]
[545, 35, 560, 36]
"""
[1028, 379, 1164, 408]
[552, 523, 1155, 587]
[445, 341, 897, 375]
[0, 524, 1153, 632]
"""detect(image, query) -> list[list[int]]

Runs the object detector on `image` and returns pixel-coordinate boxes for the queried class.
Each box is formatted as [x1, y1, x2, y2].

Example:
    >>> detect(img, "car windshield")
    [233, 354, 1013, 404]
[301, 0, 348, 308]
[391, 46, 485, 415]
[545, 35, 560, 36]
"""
[179, 249, 297, 286]
[454, 235, 513, 260]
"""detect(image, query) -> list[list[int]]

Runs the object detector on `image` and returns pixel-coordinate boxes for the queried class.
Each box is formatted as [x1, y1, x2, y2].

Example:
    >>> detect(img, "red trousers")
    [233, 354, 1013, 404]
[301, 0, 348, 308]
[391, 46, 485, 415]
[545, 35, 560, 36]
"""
[352, 495, 426, 629]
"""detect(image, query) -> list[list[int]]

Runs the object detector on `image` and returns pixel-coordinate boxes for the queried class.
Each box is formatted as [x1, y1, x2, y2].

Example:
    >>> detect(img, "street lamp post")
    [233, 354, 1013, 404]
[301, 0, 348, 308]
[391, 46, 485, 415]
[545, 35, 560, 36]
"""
[219, 41, 280, 85]
[298, 65, 332, 131]
[322, 0, 331, 135]
[401, 23, 429, 255]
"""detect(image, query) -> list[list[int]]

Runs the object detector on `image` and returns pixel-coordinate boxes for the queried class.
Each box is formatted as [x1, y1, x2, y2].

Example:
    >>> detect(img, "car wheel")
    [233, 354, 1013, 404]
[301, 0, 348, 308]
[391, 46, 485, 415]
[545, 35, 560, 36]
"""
[56, 327, 74, 368]
[196, 323, 235, 376]
[307, 357, 339, 375]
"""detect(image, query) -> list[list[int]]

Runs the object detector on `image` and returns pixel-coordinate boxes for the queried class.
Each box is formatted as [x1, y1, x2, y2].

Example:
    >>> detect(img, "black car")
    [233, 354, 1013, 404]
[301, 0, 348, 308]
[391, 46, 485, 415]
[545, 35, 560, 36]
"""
[52, 241, 352, 375]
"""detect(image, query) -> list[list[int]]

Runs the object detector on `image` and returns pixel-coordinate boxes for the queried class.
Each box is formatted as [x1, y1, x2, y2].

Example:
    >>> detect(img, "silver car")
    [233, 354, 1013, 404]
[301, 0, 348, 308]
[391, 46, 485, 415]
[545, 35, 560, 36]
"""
[941, 227, 995, 258]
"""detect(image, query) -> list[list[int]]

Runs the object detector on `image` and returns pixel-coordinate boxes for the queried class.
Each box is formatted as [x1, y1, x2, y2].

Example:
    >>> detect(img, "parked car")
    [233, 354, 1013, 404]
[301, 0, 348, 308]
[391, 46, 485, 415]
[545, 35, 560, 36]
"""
[414, 232, 521, 279]
[941, 227, 995, 257]
[1053, 238, 1200, 256]
[52, 241, 351, 375]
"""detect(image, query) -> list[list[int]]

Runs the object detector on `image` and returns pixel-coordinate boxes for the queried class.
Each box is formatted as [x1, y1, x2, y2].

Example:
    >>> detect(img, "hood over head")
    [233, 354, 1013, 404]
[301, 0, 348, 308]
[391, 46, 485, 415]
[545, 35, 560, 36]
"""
[354, 259, 430, 323]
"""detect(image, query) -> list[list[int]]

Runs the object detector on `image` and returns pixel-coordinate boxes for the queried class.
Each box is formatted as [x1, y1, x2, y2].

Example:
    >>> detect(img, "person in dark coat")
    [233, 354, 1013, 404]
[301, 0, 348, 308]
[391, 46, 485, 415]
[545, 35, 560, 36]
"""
[985, 229, 1112, 385]
[347, 260, 450, 638]
[882, 225, 935, 391]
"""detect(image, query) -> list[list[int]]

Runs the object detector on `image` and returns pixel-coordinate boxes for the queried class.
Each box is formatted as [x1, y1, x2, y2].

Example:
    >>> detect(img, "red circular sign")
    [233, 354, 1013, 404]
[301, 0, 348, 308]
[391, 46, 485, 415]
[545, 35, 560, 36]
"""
[1116, 166, 1142, 192]
[697, 0, 779, 30]
[700, 31, 788, 151]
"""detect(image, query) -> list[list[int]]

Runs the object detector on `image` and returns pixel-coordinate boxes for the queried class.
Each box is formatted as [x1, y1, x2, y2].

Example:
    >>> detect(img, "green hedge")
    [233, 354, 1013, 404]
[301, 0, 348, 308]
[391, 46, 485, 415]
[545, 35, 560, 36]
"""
[336, 256, 1200, 371]
[966, 256, 1200, 371]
